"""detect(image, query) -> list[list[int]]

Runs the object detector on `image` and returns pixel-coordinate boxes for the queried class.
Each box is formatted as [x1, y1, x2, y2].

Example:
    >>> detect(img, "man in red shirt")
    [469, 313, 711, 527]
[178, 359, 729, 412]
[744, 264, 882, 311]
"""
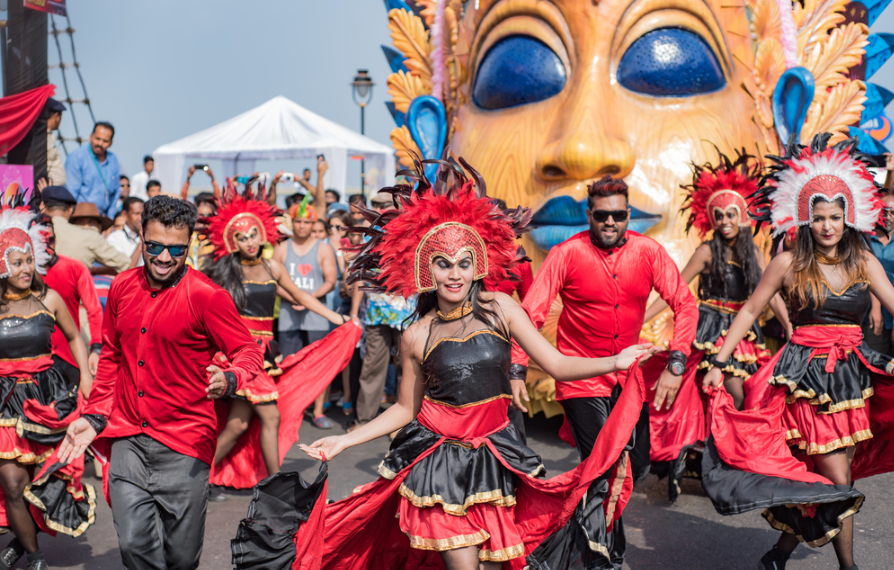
[513, 176, 698, 569]
[60, 196, 264, 570]
[37, 214, 103, 385]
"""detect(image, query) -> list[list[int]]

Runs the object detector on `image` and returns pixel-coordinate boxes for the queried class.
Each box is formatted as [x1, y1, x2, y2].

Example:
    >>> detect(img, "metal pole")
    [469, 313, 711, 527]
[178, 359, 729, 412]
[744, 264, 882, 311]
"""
[0, 22, 7, 96]
[360, 103, 366, 197]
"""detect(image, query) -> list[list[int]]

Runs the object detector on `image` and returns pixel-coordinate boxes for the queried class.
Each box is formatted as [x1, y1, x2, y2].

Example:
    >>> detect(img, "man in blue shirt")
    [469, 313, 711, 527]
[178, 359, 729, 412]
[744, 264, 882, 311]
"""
[865, 192, 894, 355]
[65, 122, 121, 219]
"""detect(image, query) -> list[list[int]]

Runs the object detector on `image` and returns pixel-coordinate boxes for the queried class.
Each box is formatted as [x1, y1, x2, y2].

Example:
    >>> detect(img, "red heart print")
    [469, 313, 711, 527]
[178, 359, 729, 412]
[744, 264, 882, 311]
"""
[296, 264, 312, 277]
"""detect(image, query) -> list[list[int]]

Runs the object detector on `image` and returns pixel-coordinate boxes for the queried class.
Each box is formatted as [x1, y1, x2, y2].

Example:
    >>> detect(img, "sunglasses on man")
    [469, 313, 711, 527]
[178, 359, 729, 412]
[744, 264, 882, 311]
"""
[144, 240, 189, 258]
[590, 210, 629, 223]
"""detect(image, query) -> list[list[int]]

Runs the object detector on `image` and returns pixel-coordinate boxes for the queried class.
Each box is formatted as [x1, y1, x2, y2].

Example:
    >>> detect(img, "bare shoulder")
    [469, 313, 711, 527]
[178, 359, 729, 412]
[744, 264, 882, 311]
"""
[694, 242, 713, 260]
[486, 290, 519, 311]
[42, 288, 62, 311]
[403, 316, 432, 358]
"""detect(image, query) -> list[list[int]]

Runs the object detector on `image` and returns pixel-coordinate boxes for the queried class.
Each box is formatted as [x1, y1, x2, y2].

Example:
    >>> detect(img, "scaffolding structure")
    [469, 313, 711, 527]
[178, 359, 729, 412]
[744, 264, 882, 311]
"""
[47, 14, 95, 156]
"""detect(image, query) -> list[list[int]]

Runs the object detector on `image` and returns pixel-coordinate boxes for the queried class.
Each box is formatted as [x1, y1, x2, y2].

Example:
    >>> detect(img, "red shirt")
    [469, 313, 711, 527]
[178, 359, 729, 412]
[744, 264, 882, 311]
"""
[44, 255, 103, 368]
[85, 266, 264, 465]
[512, 231, 697, 400]
[490, 261, 534, 301]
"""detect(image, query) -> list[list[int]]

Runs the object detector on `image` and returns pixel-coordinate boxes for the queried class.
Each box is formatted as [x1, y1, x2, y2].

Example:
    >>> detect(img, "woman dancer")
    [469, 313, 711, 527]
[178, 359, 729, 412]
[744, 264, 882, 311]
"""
[232, 160, 660, 570]
[702, 134, 894, 570]
[0, 199, 96, 570]
[206, 184, 349, 485]
[645, 150, 790, 409]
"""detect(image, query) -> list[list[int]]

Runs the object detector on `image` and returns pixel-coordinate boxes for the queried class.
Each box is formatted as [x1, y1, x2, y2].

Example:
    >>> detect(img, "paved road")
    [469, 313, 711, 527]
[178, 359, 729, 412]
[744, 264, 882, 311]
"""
[33, 413, 893, 569]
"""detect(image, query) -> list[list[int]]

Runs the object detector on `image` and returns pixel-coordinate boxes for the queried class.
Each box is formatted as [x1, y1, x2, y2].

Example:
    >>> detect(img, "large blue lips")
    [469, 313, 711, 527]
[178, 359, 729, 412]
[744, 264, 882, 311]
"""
[529, 196, 663, 251]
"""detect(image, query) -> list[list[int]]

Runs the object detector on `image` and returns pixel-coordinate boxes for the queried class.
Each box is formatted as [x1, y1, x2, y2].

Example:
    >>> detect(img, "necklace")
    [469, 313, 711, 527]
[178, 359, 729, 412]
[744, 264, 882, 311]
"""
[240, 257, 263, 266]
[815, 250, 840, 265]
[437, 303, 473, 321]
[2, 288, 32, 301]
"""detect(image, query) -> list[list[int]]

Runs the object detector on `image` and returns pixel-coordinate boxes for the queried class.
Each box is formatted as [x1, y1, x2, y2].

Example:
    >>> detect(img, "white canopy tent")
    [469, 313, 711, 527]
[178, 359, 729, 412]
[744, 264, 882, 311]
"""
[152, 95, 395, 199]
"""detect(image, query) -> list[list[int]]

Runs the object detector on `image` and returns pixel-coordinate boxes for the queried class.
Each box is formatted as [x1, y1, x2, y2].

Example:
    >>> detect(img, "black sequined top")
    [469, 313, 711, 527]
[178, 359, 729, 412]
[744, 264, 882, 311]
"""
[0, 311, 54, 361]
[699, 262, 749, 303]
[422, 331, 512, 407]
[788, 281, 870, 327]
[241, 281, 277, 319]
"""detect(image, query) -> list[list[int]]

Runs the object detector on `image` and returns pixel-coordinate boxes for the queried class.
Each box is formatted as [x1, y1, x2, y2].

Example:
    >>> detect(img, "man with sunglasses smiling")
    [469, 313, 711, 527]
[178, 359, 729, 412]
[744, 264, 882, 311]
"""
[510, 175, 698, 569]
[58, 196, 264, 570]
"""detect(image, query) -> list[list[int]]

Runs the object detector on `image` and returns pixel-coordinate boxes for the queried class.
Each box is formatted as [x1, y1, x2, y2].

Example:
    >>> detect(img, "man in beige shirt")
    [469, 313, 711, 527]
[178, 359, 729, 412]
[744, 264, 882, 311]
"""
[45, 98, 67, 186]
[40, 186, 131, 273]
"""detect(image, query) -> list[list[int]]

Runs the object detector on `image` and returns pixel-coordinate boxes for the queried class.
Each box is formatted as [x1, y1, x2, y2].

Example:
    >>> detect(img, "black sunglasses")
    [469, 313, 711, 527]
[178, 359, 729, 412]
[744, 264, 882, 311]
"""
[590, 209, 629, 223]
[144, 240, 189, 258]
[331, 224, 348, 232]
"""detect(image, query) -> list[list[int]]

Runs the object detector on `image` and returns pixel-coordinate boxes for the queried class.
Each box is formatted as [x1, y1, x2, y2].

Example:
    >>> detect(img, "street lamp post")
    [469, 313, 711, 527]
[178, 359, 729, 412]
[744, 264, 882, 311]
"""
[351, 69, 374, 197]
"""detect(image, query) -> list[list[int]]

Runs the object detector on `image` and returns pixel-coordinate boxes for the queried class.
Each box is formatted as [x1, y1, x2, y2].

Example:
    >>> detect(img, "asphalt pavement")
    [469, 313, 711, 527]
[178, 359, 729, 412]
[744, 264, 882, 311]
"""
[32, 412, 893, 569]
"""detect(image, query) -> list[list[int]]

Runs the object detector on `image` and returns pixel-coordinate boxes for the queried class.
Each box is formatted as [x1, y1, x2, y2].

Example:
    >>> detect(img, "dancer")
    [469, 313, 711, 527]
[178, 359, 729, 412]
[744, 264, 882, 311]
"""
[231, 160, 659, 570]
[0, 194, 96, 570]
[510, 175, 699, 567]
[701, 134, 894, 570]
[59, 196, 264, 570]
[644, 150, 791, 409]
[206, 183, 350, 486]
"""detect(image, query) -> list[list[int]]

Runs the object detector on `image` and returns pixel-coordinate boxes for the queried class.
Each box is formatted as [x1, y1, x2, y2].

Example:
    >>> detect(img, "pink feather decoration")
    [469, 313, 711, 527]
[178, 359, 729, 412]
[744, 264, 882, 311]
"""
[431, 0, 447, 102]
[776, 0, 799, 68]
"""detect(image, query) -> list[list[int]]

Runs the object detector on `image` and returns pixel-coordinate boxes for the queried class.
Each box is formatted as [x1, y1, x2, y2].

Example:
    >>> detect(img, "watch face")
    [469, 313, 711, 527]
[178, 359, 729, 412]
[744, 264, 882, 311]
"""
[669, 361, 685, 376]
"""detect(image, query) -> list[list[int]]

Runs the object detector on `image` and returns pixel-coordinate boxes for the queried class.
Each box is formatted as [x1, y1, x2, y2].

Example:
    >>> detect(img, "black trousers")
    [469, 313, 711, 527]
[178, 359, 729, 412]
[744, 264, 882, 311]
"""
[109, 434, 210, 570]
[561, 388, 651, 570]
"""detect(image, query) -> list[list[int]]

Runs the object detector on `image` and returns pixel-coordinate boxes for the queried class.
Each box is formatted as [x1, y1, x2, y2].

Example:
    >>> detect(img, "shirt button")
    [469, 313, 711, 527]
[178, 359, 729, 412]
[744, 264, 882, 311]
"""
[141, 420, 148, 427]
[613, 274, 617, 279]
[614, 334, 618, 339]
[138, 391, 144, 397]
[615, 304, 619, 309]
[151, 292, 157, 298]
[138, 360, 144, 367]
[141, 327, 146, 333]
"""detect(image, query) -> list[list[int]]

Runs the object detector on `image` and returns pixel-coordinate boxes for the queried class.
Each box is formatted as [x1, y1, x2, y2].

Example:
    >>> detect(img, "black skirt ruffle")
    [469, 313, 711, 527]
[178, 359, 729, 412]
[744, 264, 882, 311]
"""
[379, 420, 544, 515]
[694, 304, 766, 379]
[24, 459, 96, 537]
[701, 437, 863, 547]
[0, 366, 78, 447]
[768, 342, 892, 412]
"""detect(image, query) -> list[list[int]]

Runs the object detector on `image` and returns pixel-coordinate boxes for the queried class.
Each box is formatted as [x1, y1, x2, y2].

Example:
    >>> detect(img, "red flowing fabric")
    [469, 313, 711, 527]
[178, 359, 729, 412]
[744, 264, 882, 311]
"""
[416, 397, 509, 440]
[711, 325, 894, 484]
[211, 322, 361, 488]
[291, 357, 648, 570]
[0, 85, 56, 156]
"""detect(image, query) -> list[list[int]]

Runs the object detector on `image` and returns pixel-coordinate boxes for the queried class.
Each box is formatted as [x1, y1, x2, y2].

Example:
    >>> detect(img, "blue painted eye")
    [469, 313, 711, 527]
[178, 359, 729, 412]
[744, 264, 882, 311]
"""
[617, 28, 725, 97]
[473, 35, 566, 110]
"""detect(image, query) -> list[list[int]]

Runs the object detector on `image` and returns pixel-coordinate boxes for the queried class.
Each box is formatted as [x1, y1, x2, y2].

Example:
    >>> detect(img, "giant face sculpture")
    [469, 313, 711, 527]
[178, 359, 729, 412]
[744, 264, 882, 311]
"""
[385, 0, 886, 268]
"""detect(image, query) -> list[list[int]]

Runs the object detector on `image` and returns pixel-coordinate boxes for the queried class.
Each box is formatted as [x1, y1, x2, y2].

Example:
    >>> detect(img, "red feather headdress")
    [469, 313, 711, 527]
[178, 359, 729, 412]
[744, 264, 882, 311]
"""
[0, 185, 49, 279]
[208, 179, 282, 260]
[348, 158, 532, 299]
[680, 148, 761, 238]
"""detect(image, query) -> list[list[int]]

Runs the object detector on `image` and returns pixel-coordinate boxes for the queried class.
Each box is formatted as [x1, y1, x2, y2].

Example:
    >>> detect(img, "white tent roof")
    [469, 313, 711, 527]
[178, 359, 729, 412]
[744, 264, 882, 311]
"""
[152, 95, 395, 197]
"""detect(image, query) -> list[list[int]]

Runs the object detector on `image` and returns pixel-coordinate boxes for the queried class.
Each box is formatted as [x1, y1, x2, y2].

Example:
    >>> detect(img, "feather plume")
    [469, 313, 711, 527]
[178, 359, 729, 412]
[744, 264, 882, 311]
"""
[752, 0, 783, 43]
[391, 126, 423, 168]
[754, 38, 788, 94]
[388, 8, 433, 88]
[431, 0, 447, 102]
[793, 0, 847, 57]
[802, 80, 868, 142]
[803, 22, 869, 92]
[387, 71, 430, 114]
[776, 0, 799, 67]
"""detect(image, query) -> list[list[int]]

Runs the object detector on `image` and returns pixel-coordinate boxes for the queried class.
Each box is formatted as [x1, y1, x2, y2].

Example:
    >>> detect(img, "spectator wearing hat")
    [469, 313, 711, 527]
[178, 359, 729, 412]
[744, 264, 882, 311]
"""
[65, 122, 121, 219]
[45, 98, 67, 186]
[41, 186, 132, 274]
[130, 155, 154, 201]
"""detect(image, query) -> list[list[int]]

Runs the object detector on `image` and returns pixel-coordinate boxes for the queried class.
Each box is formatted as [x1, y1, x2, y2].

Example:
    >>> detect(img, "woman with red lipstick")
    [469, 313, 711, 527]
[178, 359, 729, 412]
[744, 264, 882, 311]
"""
[645, 150, 791, 409]
[231, 160, 660, 570]
[0, 196, 96, 569]
[206, 182, 349, 488]
[700, 134, 894, 570]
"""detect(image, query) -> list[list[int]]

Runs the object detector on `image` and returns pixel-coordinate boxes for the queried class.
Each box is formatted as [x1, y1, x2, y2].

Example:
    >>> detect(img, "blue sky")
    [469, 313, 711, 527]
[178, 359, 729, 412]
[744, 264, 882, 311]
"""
[3, 0, 893, 192]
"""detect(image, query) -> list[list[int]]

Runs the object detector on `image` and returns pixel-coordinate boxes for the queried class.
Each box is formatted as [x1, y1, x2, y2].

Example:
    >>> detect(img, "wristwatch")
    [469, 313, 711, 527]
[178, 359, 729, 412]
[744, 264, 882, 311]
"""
[665, 350, 687, 376]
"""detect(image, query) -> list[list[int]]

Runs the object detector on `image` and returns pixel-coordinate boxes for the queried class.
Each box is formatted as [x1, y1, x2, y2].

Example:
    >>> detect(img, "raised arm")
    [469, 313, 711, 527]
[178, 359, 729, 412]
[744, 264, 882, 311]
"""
[510, 247, 566, 370]
[314, 158, 328, 212]
[643, 244, 710, 324]
[301, 322, 428, 461]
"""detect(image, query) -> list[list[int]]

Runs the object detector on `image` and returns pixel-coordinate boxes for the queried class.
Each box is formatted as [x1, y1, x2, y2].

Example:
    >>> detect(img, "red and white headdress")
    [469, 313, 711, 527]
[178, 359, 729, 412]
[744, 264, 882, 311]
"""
[680, 149, 761, 238]
[0, 186, 50, 279]
[208, 179, 282, 260]
[752, 134, 884, 237]
[349, 158, 532, 299]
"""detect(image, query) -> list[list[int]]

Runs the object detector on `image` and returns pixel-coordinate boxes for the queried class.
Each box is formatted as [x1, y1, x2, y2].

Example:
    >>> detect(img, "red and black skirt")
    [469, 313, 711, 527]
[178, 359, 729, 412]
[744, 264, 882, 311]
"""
[694, 299, 770, 379]
[217, 317, 280, 405]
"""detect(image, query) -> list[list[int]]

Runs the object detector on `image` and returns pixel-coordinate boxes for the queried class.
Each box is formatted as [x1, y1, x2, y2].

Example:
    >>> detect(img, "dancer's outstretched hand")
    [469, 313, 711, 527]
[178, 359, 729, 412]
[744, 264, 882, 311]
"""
[510, 379, 529, 413]
[614, 343, 662, 371]
[702, 367, 724, 391]
[300, 436, 346, 462]
[59, 418, 97, 464]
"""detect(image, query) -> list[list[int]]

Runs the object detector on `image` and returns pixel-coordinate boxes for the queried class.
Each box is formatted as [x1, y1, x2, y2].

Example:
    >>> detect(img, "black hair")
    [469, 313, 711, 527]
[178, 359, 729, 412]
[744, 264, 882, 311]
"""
[93, 121, 115, 137]
[146, 179, 161, 191]
[325, 188, 341, 201]
[122, 196, 144, 214]
[303, 168, 312, 174]
[700, 229, 762, 299]
[348, 194, 367, 206]
[120, 174, 130, 182]
[141, 195, 197, 235]
[143, 155, 154, 164]
[285, 193, 306, 209]
[207, 254, 271, 312]
[42, 199, 73, 211]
